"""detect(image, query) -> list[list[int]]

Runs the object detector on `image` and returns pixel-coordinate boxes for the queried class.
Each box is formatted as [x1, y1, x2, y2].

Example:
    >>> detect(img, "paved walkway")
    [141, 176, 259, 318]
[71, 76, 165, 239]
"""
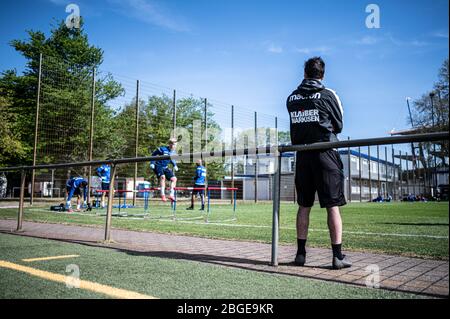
[0, 220, 448, 297]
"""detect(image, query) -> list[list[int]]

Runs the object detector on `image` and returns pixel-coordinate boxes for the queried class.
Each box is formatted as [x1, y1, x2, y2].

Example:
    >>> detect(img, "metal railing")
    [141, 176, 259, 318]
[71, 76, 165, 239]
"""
[0, 131, 448, 265]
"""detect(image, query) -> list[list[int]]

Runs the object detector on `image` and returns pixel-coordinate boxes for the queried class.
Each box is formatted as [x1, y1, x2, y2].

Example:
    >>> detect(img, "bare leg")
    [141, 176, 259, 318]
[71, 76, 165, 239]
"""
[327, 206, 342, 245]
[297, 206, 311, 239]
[169, 177, 177, 200]
[170, 177, 177, 190]
[190, 192, 195, 208]
[160, 176, 166, 197]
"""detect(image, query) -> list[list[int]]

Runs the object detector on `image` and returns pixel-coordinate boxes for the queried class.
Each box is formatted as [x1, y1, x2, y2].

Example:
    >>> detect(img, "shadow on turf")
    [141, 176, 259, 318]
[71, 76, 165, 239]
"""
[0, 229, 335, 271]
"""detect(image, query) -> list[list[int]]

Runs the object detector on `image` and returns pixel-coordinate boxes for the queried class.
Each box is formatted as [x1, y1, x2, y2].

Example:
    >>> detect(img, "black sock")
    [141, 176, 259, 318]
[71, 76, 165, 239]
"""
[297, 239, 307, 256]
[332, 244, 343, 260]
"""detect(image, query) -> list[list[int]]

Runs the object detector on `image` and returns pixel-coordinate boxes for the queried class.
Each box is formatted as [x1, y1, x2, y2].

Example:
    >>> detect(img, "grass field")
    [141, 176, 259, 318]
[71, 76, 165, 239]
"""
[0, 233, 429, 299]
[0, 201, 448, 260]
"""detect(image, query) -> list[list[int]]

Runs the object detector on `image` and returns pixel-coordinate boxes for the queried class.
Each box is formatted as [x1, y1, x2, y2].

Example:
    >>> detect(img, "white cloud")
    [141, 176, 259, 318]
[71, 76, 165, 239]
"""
[387, 34, 429, 47]
[295, 46, 332, 55]
[107, 0, 190, 32]
[355, 36, 379, 45]
[267, 44, 283, 54]
[431, 30, 449, 39]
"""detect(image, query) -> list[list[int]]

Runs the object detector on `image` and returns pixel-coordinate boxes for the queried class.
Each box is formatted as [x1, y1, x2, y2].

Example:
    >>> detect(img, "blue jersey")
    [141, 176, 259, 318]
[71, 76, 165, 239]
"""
[96, 164, 111, 184]
[150, 146, 177, 169]
[194, 165, 206, 185]
[66, 177, 88, 201]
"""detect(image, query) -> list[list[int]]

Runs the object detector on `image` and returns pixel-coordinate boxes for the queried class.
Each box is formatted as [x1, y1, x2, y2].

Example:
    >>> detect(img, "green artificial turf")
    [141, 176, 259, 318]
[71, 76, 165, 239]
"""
[0, 201, 448, 259]
[0, 233, 429, 299]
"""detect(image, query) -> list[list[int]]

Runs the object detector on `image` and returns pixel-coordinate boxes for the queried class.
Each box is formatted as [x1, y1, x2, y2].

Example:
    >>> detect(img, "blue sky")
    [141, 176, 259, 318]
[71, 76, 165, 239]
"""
[0, 0, 448, 139]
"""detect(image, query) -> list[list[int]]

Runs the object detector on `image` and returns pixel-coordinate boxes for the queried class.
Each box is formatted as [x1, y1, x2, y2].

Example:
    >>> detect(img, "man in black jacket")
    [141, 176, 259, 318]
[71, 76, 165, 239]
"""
[287, 57, 351, 270]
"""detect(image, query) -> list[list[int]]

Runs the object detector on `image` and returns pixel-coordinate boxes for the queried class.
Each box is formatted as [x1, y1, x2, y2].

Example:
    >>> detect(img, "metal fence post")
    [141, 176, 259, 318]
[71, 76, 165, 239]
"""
[347, 137, 351, 202]
[173, 89, 177, 133]
[17, 170, 26, 232]
[254, 111, 258, 203]
[406, 152, 410, 195]
[392, 145, 396, 200]
[368, 146, 372, 201]
[105, 163, 116, 242]
[30, 53, 43, 206]
[271, 152, 281, 267]
[358, 146, 362, 202]
[133, 80, 140, 207]
[377, 145, 381, 196]
[87, 67, 96, 204]
[399, 150, 403, 199]
[231, 105, 234, 205]
[385, 147, 388, 198]
[203, 98, 208, 189]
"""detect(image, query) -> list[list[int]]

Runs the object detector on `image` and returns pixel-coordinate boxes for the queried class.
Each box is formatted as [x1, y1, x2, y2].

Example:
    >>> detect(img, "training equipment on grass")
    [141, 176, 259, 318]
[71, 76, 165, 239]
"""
[92, 186, 239, 222]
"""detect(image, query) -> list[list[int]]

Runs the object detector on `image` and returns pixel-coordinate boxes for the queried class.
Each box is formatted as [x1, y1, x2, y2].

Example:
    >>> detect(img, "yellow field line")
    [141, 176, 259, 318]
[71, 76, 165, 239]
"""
[0, 260, 156, 299]
[22, 255, 80, 262]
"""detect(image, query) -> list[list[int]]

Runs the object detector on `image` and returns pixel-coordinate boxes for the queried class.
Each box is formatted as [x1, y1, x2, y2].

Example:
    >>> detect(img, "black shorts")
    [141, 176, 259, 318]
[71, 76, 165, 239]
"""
[154, 166, 175, 180]
[193, 184, 205, 196]
[295, 149, 347, 208]
[101, 182, 110, 191]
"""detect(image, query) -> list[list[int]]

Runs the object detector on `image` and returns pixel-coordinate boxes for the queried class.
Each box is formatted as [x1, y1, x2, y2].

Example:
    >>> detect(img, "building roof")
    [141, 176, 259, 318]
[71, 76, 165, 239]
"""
[338, 149, 399, 167]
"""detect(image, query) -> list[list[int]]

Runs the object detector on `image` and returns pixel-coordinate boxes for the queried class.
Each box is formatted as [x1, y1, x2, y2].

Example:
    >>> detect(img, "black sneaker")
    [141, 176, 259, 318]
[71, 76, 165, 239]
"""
[200, 207, 205, 211]
[294, 254, 306, 266]
[186, 207, 194, 211]
[332, 255, 352, 270]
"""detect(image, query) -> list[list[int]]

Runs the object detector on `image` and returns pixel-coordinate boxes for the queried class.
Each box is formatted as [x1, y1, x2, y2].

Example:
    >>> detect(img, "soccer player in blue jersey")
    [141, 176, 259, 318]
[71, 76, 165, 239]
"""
[66, 177, 89, 213]
[187, 159, 207, 211]
[96, 163, 111, 208]
[150, 138, 178, 202]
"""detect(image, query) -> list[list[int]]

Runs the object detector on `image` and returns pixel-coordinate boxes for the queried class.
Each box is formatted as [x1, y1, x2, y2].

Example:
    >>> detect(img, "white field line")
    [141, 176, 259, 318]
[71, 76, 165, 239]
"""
[0, 206, 19, 209]
[26, 208, 449, 240]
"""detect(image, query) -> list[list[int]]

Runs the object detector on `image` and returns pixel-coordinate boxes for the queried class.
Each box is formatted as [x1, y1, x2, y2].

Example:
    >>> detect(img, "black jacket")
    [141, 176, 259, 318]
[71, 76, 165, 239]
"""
[286, 79, 343, 145]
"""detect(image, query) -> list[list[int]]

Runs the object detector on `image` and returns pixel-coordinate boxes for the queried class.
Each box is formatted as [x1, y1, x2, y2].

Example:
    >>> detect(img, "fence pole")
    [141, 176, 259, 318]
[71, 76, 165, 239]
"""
[368, 146, 372, 201]
[105, 164, 116, 242]
[413, 153, 417, 195]
[87, 68, 96, 204]
[385, 147, 388, 198]
[231, 105, 234, 205]
[17, 170, 26, 232]
[347, 137, 351, 202]
[254, 111, 258, 203]
[30, 53, 43, 206]
[271, 153, 281, 267]
[377, 145, 381, 196]
[399, 150, 403, 199]
[173, 89, 177, 133]
[132, 80, 140, 207]
[203, 98, 208, 189]
[392, 145, 396, 201]
[275, 116, 279, 202]
[358, 146, 362, 202]
[405, 152, 410, 196]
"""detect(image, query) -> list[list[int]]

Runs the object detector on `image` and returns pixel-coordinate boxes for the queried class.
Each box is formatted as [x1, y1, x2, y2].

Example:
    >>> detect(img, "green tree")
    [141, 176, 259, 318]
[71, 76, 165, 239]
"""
[0, 19, 123, 166]
[410, 58, 449, 168]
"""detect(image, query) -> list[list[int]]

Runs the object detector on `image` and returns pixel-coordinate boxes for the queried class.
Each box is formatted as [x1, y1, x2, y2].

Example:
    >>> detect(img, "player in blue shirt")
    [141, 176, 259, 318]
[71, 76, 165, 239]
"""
[66, 177, 89, 212]
[150, 138, 178, 202]
[96, 164, 111, 208]
[187, 159, 207, 211]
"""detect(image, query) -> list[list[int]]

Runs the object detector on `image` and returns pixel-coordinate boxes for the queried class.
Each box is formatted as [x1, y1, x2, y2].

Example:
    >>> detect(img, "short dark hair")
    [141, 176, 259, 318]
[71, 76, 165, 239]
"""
[304, 57, 325, 79]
